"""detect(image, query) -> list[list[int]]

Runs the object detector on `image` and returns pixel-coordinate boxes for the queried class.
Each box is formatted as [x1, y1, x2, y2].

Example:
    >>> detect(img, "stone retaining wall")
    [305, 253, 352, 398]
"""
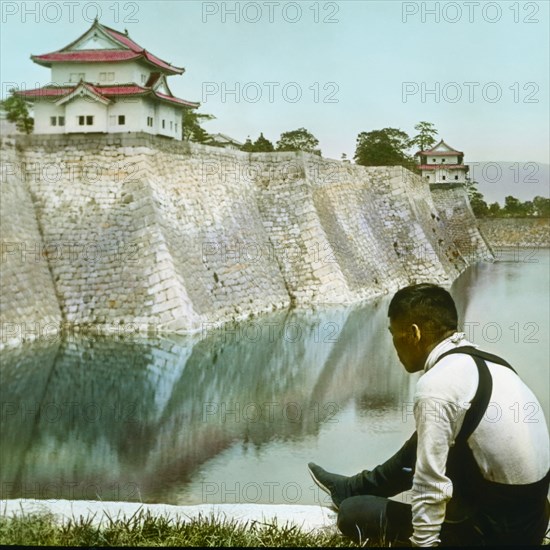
[0, 138, 62, 347]
[478, 218, 549, 248]
[430, 183, 494, 261]
[0, 132, 491, 346]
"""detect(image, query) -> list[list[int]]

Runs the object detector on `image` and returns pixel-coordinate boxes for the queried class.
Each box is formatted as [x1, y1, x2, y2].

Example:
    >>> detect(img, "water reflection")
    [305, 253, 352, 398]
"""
[451, 247, 549, 414]
[1, 303, 415, 505]
[2, 249, 547, 506]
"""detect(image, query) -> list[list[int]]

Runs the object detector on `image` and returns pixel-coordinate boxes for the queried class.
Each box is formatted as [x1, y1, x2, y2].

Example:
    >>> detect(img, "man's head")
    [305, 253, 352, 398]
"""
[388, 283, 458, 372]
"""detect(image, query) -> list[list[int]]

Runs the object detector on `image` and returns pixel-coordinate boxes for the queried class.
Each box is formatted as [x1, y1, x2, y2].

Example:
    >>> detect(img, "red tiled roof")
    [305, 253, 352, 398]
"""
[154, 90, 198, 107]
[32, 51, 140, 64]
[418, 151, 463, 156]
[418, 164, 468, 170]
[32, 50, 183, 74]
[31, 21, 184, 74]
[142, 51, 181, 74]
[418, 139, 463, 156]
[101, 25, 143, 52]
[16, 84, 199, 108]
[17, 87, 73, 97]
[97, 85, 148, 95]
[98, 23, 183, 73]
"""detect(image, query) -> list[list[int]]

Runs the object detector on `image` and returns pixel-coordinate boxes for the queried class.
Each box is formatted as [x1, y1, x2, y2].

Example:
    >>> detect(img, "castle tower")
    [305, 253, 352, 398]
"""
[416, 139, 469, 184]
[15, 19, 199, 140]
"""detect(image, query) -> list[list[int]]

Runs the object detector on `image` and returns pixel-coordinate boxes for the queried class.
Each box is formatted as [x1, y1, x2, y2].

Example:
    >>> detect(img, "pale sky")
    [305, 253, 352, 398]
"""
[1, 0, 549, 164]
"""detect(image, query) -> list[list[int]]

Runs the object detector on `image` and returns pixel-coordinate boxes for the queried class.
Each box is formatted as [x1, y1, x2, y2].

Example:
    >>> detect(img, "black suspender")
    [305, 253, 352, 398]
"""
[434, 346, 518, 441]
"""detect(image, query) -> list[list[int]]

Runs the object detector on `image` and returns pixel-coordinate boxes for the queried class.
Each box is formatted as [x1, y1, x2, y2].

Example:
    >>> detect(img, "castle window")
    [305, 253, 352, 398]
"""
[79, 116, 85, 126]
[162, 119, 165, 129]
[147, 116, 153, 127]
[455, 175, 459, 180]
[170, 121, 173, 130]
[79, 115, 94, 125]
[426, 175, 429, 180]
[118, 115, 125, 125]
[175, 122, 178, 132]
[441, 158, 446, 163]
[141, 74, 147, 84]
[50, 116, 57, 126]
[442, 176, 446, 181]
[58, 116, 65, 126]
[432, 158, 436, 162]
[86, 115, 93, 125]
[100, 72, 107, 82]
[70, 73, 85, 82]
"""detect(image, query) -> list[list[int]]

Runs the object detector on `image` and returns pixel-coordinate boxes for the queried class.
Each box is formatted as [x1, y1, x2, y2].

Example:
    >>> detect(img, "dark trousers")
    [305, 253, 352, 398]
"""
[335, 434, 550, 546]
[337, 494, 550, 546]
[337, 495, 497, 546]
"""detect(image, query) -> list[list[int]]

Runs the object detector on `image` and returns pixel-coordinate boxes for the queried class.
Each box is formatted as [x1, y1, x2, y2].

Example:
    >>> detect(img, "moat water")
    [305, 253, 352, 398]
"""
[1, 247, 548, 506]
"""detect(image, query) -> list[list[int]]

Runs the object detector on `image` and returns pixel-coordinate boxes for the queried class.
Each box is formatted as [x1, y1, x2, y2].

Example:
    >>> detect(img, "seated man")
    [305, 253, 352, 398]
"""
[308, 283, 549, 546]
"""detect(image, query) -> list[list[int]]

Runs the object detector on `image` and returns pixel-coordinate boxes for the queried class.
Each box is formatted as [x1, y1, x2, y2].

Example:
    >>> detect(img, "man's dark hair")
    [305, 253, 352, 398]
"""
[388, 283, 458, 341]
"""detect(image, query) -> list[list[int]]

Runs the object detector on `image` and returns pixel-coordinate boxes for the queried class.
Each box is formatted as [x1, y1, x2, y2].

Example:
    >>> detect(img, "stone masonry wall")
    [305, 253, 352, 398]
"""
[478, 218, 550, 248]
[0, 137, 62, 347]
[0, 133, 491, 345]
[430, 183, 494, 261]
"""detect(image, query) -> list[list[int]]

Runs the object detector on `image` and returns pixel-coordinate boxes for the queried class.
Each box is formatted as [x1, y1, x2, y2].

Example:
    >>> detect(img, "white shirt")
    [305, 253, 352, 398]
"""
[410, 333, 550, 547]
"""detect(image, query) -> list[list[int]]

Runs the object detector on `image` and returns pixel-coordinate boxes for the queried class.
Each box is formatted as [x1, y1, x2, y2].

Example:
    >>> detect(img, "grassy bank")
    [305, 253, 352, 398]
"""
[0, 510, 358, 547]
[2, 510, 548, 546]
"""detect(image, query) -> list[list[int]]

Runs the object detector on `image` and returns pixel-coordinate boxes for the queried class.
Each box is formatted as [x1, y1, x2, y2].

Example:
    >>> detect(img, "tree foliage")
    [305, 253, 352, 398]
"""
[182, 109, 215, 143]
[465, 180, 489, 217]
[240, 137, 255, 152]
[466, 180, 549, 218]
[276, 128, 321, 156]
[409, 121, 438, 152]
[253, 133, 275, 152]
[239, 133, 274, 152]
[533, 196, 550, 218]
[354, 128, 412, 167]
[1, 90, 34, 134]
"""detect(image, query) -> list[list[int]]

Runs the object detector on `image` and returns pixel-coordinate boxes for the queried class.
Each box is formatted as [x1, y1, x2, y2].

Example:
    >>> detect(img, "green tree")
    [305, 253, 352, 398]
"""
[239, 133, 274, 152]
[522, 200, 535, 217]
[465, 179, 489, 217]
[354, 128, 412, 167]
[409, 121, 438, 152]
[504, 196, 523, 217]
[533, 196, 550, 217]
[240, 137, 255, 152]
[1, 90, 34, 134]
[276, 128, 321, 155]
[488, 202, 501, 217]
[253, 132, 274, 152]
[182, 110, 215, 143]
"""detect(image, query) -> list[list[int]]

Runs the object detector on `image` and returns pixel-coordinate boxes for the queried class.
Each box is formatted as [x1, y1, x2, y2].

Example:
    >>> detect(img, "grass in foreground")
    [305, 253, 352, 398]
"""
[1, 511, 548, 547]
[0, 510, 362, 547]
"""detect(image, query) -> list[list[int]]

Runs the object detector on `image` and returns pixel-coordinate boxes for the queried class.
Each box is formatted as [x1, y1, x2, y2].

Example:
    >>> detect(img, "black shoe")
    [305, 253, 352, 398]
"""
[307, 462, 352, 510]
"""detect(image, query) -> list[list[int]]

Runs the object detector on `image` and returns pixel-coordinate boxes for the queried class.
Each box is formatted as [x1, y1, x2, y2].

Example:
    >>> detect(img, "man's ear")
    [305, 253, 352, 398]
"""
[410, 323, 422, 343]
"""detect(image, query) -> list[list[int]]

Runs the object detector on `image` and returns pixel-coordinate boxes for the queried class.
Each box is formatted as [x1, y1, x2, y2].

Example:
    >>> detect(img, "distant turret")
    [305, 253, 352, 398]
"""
[415, 139, 469, 184]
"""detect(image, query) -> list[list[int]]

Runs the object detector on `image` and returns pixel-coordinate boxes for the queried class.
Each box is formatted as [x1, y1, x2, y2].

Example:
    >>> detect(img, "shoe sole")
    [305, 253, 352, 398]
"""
[307, 465, 339, 510]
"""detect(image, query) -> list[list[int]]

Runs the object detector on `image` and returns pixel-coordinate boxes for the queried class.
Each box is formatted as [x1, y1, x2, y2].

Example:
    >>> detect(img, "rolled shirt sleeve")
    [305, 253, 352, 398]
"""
[410, 397, 468, 547]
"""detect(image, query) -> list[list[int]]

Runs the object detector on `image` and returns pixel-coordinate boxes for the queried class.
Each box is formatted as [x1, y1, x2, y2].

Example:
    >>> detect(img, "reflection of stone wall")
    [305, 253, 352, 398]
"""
[1, 134, 490, 345]
[0, 306, 413, 504]
[478, 218, 550, 248]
